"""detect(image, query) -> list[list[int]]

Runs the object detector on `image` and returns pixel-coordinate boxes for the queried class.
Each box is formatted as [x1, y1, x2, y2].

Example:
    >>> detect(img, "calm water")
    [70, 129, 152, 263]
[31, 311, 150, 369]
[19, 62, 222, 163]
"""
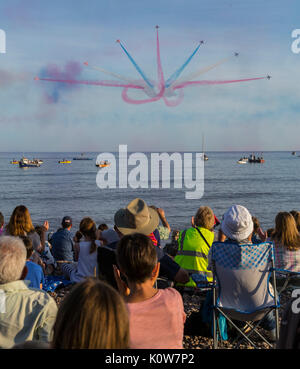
[0, 151, 299, 235]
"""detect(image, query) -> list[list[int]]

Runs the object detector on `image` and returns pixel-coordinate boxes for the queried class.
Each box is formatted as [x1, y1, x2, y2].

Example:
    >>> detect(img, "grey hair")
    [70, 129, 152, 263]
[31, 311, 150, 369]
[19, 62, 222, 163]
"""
[0, 236, 26, 284]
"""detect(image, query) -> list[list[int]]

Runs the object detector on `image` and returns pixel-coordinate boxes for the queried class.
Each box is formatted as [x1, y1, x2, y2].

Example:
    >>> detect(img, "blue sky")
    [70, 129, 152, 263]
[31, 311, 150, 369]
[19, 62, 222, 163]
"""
[0, 0, 299, 151]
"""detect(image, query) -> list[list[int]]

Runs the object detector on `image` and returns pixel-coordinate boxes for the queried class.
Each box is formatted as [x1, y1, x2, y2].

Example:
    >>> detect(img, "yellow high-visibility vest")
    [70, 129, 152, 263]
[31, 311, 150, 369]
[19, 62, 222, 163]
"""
[175, 226, 214, 287]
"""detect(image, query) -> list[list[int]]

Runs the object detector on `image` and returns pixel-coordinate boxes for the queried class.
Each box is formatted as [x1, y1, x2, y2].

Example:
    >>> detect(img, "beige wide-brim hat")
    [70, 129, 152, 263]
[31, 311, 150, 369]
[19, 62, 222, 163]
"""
[114, 198, 159, 236]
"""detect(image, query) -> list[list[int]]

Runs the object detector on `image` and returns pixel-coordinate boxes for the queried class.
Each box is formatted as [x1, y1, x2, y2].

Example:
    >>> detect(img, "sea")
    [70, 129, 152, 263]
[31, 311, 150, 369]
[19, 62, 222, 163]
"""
[0, 151, 299, 238]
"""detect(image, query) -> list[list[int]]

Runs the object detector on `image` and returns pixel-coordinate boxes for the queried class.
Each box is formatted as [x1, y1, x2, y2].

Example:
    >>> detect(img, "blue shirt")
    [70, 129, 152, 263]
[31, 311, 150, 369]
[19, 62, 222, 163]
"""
[25, 261, 44, 289]
[50, 228, 74, 261]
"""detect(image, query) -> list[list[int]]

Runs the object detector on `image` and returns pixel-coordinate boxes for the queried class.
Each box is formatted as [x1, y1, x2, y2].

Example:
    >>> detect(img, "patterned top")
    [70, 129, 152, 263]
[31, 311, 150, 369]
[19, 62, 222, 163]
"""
[273, 241, 300, 273]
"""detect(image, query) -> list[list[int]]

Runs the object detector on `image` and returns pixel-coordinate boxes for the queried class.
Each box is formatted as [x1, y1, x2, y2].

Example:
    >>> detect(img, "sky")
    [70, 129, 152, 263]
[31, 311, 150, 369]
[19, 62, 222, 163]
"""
[0, 0, 299, 152]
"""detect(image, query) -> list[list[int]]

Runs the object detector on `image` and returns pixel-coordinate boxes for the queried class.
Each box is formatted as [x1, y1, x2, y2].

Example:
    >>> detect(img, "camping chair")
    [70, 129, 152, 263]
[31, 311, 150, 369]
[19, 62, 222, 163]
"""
[273, 269, 300, 295]
[210, 241, 280, 349]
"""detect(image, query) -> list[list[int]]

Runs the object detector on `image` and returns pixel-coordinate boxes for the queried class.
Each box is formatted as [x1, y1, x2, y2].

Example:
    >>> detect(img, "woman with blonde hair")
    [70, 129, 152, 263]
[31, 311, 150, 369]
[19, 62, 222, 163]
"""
[61, 217, 101, 283]
[270, 212, 300, 273]
[51, 278, 129, 349]
[6, 206, 48, 269]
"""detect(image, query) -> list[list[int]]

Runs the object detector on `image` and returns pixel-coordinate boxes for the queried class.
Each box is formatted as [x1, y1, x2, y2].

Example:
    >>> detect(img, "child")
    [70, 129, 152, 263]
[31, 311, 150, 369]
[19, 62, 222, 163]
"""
[21, 236, 44, 289]
[35, 225, 57, 274]
[114, 233, 186, 349]
[61, 217, 101, 283]
[51, 278, 129, 349]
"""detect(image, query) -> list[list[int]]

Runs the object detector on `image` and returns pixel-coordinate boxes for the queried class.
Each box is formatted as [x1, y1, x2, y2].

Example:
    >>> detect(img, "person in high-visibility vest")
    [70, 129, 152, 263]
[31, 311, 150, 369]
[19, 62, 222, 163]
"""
[175, 206, 215, 287]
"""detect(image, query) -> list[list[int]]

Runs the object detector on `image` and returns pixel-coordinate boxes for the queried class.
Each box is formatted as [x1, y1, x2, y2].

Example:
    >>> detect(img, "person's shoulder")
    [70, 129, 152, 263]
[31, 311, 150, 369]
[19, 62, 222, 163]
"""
[160, 287, 182, 301]
[26, 286, 57, 307]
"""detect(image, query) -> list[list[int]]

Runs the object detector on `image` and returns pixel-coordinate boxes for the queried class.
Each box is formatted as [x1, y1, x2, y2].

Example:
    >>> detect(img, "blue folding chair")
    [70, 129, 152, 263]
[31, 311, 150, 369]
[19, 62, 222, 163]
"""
[209, 241, 280, 349]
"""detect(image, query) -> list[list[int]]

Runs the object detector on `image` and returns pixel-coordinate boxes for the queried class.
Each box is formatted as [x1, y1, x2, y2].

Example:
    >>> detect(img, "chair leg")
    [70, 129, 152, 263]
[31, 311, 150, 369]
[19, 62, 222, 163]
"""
[213, 307, 218, 349]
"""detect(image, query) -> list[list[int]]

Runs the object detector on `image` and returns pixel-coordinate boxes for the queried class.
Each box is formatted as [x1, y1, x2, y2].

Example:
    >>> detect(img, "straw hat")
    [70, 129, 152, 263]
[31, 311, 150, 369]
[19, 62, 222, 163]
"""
[114, 198, 159, 235]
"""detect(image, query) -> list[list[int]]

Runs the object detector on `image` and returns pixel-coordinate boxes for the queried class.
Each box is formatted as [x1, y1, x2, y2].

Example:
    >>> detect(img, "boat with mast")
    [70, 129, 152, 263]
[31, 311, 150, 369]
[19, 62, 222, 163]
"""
[202, 134, 208, 161]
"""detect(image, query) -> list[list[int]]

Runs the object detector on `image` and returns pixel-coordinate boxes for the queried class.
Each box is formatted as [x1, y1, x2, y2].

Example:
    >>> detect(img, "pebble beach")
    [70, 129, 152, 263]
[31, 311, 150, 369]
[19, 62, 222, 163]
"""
[48, 284, 291, 350]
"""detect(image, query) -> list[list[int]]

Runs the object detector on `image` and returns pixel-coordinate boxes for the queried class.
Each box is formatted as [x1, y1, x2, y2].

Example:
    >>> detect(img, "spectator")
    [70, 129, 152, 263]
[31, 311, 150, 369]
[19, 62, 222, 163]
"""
[114, 233, 186, 349]
[290, 210, 300, 232]
[100, 229, 120, 249]
[97, 229, 120, 290]
[61, 217, 101, 283]
[251, 216, 267, 243]
[0, 236, 57, 348]
[209, 204, 276, 340]
[50, 216, 74, 262]
[0, 212, 4, 236]
[21, 236, 44, 289]
[35, 225, 57, 274]
[51, 278, 129, 349]
[113, 198, 189, 285]
[174, 206, 215, 286]
[5, 205, 47, 253]
[149, 206, 171, 246]
[270, 212, 300, 274]
[98, 223, 109, 231]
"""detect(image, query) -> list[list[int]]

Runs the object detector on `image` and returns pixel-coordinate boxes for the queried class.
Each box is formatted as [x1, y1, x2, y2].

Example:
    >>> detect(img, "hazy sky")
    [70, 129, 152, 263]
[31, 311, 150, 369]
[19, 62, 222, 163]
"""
[0, 0, 299, 152]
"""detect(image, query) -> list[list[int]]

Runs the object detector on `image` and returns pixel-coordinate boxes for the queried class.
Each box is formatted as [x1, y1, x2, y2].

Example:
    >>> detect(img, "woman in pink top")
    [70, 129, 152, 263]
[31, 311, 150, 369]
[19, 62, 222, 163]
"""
[114, 233, 186, 349]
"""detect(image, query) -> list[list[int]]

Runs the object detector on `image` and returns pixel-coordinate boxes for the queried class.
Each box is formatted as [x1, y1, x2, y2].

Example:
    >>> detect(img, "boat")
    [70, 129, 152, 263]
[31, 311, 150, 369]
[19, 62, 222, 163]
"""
[19, 157, 41, 168]
[58, 159, 72, 164]
[202, 134, 208, 161]
[10, 160, 19, 164]
[237, 157, 248, 164]
[248, 153, 265, 163]
[73, 153, 93, 160]
[96, 160, 110, 168]
[33, 159, 43, 164]
[292, 151, 296, 156]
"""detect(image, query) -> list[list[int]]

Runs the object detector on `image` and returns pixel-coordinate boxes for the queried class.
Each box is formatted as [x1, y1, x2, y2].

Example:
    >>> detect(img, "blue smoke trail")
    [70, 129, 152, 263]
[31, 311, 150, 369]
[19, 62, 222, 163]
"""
[118, 41, 154, 89]
[165, 43, 202, 88]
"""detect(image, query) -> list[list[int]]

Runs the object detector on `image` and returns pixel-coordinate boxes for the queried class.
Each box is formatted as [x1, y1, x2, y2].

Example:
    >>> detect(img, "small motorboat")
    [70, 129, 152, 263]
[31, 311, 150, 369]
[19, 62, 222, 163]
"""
[248, 153, 265, 163]
[96, 160, 110, 168]
[10, 160, 19, 164]
[58, 159, 72, 164]
[237, 158, 247, 164]
[73, 153, 93, 160]
[19, 157, 41, 168]
[33, 159, 43, 164]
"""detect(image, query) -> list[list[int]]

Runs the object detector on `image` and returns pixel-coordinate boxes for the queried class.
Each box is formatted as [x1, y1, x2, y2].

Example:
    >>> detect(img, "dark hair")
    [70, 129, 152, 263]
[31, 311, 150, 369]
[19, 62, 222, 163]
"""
[34, 225, 43, 240]
[52, 278, 129, 349]
[79, 217, 97, 254]
[98, 223, 108, 231]
[20, 236, 33, 259]
[252, 216, 260, 233]
[0, 212, 4, 228]
[267, 228, 274, 238]
[116, 233, 157, 283]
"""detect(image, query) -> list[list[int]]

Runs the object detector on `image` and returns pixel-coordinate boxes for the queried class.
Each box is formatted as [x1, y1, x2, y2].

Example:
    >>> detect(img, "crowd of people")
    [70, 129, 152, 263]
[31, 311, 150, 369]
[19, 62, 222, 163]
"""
[0, 199, 300, 349]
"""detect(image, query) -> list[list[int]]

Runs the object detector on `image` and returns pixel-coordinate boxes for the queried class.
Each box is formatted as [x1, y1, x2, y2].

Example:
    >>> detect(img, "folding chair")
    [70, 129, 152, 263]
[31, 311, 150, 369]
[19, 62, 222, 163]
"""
[210, 241, 280, 349]
[273, 269, 300, 295]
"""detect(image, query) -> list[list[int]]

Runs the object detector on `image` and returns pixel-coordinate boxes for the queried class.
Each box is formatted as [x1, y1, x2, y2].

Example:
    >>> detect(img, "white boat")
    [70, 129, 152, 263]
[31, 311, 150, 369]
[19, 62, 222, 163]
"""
[237, 156, 248, 164]
[19, 157, 41, 168]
